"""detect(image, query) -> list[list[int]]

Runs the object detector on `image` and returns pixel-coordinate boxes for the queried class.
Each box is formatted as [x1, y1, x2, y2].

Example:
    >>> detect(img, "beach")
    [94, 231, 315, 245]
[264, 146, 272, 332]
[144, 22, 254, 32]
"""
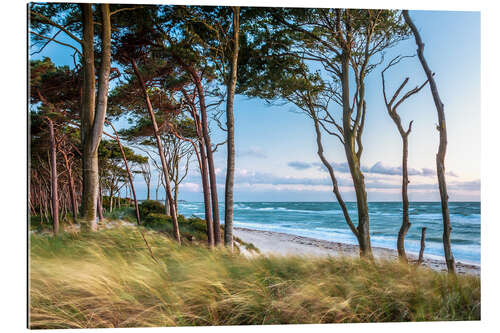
[234, 227, 480, 276]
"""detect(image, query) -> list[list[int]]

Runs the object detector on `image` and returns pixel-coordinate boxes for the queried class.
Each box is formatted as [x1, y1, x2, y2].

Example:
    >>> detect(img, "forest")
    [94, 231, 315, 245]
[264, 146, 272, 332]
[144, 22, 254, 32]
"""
[29, 3, 480, 328]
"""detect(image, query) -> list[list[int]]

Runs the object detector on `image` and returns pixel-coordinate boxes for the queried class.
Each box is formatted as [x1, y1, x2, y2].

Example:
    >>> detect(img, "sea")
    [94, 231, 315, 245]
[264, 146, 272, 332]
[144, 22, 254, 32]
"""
[177, 201, 481, 264]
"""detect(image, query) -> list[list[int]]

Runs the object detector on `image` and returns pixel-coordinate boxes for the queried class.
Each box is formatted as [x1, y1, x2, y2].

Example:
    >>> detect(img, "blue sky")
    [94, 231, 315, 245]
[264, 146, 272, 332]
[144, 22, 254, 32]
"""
[30, 9, 481, 202]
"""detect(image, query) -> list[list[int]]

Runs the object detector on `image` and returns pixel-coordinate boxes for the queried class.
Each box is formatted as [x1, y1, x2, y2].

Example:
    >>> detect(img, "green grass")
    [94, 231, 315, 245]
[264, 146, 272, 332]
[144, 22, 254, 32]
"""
[29, 227, 480, 329]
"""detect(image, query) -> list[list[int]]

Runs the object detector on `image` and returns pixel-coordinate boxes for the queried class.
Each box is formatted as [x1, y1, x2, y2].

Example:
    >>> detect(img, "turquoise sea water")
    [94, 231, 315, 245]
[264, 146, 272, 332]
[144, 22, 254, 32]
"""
[177, 201, 480, 264]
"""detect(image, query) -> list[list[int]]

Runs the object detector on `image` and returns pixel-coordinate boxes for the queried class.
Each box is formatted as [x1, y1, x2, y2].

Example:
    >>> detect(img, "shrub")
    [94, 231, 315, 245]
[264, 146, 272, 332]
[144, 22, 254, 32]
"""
[139, 200, 165, 217]
[143, 213, 172, 228]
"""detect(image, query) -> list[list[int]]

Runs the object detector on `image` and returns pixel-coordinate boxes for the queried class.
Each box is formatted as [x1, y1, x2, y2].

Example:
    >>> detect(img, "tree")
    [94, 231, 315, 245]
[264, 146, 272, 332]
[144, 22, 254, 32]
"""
[238, 8, 409, 257]
[403, 10, 456, 273]
[30, 58, 82, 233]
[223, 7, 240, 250]
[381, 55, 429, 262]
[30, 3, 113, 230]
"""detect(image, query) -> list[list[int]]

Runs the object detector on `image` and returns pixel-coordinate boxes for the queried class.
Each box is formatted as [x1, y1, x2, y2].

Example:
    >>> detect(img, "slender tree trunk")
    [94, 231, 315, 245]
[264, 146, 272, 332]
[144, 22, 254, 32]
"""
[165, 187, 170, 216]
[108, 121, 141, 224]
[403, 10, 456, 273]
[193, 76, 221, 245]
[340, 54, 372, 258]
[418, 227, 427, 265]
[199, 141, 214, 247]
[48, 119, 59, 235]
[109, 186, 114, 213]
[182, 89, 214, 247]
[62, 152, 78, 223]
[132, 59, 181, 244]
[224, 7, 240, 250]
[97, 181, 104, 220]
[396, 135, 411, 261]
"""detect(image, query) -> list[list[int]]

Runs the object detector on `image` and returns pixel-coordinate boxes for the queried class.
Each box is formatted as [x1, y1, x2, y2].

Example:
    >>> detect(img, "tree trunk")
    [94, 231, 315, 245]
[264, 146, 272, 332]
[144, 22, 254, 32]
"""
[108, 121, 141, 224]
[79, 3, 111, 231]
[182, 89, 215, 247]
[397, 135, 411, 262]
[97, 184, 104, 221]
[199, 140, 215, 247]
[132, 59, 181, 244]
[48, 119, 59, 235]
[418, 227, 427, 265]
[79, 3, 98, 230]
[62, 152, 78, 223]
[109, 185, 114, 213]
[193, 75, 221, 245]
[224, 7, 240, 251]
[403, 10, 456, 273]
[340, 53, 372, 258]
[165, 188, 170, 216]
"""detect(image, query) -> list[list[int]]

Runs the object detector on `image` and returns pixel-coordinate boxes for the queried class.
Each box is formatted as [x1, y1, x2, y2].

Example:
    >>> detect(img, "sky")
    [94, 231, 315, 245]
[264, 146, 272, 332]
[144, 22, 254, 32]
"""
[30, 8, 481, 202]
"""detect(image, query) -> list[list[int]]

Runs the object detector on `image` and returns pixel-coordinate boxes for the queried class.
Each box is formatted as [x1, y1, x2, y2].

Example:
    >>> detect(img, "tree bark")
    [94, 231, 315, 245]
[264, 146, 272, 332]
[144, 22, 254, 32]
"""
[397, 134, 411, 262]
[340, 53, 372, 258]
[193, 75, 222, 245]
[403, 10, 456, 273]
[418, 227, 427, 265]
[79, 3, 111, 231]
[224, 7, 240, 251]
[79, 3, 98, 230]
[47, 119, 59, 235]
[181, 89, 214, 247]
[132, 59, 181, 244]
[199, 140, 215, 247]
[97, 183, 104, 221]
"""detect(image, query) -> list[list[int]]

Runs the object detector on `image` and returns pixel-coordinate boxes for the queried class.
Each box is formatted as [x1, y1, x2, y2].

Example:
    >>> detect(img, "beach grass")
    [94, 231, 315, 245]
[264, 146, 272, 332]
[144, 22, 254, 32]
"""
[29, 226, 480, 328]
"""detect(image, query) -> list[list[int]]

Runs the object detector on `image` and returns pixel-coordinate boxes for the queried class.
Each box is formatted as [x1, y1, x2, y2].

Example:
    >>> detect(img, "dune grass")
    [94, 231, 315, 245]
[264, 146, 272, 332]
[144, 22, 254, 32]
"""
[29, 226, 480, 329]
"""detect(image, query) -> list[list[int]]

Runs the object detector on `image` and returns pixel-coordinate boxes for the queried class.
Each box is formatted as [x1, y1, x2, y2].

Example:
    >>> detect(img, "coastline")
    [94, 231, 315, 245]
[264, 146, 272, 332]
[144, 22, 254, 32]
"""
[234, 227, 480, 276]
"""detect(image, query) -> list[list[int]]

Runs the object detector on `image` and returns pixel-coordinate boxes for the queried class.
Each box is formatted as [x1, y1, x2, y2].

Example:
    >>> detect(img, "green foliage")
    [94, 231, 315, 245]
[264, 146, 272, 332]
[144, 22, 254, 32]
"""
[29, 228, 480, 328]
[139, 200, 165, 217]
[143, 213, 211, 242]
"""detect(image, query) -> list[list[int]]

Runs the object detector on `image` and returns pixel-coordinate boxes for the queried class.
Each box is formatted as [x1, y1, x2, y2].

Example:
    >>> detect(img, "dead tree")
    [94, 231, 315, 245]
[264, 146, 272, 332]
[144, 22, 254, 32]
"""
[418, 227, 427, 265]
[403, 10, 456, 273]
[381, 55, 429, 262]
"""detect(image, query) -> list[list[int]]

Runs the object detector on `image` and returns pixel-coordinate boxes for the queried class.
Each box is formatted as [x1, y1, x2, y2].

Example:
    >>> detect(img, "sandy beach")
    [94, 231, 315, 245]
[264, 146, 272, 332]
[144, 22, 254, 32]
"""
[234, 227, 480, 276]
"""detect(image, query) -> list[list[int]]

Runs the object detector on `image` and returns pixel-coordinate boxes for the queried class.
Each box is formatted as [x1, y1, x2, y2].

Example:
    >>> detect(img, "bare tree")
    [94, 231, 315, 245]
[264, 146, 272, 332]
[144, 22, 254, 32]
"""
[381, 55, 429, 262]
[403, 10, 456, 273]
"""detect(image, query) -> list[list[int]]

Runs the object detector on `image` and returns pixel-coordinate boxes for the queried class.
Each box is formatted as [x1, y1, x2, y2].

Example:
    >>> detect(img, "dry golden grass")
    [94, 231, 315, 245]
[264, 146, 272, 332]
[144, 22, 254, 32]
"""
[29, 227, 480, 328]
